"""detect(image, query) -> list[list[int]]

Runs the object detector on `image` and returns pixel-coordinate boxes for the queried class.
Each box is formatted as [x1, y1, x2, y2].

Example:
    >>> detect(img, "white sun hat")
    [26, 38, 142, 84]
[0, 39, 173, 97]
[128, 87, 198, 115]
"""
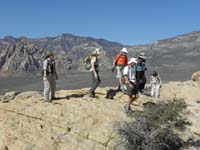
[121, 47, 128, 54]
[128, 58, 137, 64]
[94, 48, 101, 54]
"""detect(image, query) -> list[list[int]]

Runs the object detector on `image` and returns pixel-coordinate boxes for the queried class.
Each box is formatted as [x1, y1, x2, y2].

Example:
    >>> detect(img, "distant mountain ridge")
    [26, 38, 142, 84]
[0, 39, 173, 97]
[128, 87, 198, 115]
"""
[0, 34, 123, 73]
[0, 31, 200, 79]
[127, 31, 200, 80]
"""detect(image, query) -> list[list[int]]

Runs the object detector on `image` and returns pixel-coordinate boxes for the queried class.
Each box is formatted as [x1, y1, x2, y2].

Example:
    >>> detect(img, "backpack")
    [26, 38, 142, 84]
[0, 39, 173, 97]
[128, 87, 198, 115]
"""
[82, 54, 92, 70]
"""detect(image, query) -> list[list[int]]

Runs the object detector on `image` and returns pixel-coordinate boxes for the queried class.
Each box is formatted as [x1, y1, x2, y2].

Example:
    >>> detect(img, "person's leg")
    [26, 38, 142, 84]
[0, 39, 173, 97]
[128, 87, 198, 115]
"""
[120, 66, 126, 91]
[89, 72, 100, 97]
[116, 66, 122, 90]
[155, 84, 160, 98]
[50, 75, 56, 100]
[151, 84, 156, 97]
[124, 83, 138, 113]
[136, 71, 141, 92]
[93, 72, 100, 93]
[141, 75, 146, 90]
[44, 78, 50, 102]
[89, 72, 95, 96]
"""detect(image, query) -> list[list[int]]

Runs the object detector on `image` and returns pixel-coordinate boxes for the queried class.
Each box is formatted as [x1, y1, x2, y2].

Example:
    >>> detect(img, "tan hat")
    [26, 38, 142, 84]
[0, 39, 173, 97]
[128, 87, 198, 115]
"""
[138, 52, 146, 59]
[128, 58, 137, 64]
[46, 52, 54, 58]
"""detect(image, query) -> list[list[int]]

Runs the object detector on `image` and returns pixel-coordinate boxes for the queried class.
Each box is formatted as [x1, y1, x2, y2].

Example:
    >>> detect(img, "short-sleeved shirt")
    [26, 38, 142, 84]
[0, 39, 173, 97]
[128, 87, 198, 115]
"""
[114, 54, 128, 66]
[123, 65, 136, 83]
[90, 56, 99, 72]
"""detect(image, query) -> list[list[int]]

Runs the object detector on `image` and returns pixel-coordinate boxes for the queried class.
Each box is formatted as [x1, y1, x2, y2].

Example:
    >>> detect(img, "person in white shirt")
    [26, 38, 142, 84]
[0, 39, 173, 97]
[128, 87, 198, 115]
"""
[150, 71, 162, 98]
[89, 48, 101, 98]
[123, 58, 139, 113]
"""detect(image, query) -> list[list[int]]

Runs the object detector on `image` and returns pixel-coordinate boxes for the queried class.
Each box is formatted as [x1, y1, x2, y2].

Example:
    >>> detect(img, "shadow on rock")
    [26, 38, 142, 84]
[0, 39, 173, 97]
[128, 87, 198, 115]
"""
[53, 93, 85, 100]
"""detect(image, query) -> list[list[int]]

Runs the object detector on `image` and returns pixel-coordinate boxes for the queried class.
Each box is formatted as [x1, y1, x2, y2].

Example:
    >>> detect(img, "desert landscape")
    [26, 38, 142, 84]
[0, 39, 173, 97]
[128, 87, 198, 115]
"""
[0, 71, 200, 150]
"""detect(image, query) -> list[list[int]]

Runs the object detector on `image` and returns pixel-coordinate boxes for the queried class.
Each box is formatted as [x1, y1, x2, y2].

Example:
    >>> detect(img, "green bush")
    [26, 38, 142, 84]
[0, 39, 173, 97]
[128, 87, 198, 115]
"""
[116, 99, 191, 150]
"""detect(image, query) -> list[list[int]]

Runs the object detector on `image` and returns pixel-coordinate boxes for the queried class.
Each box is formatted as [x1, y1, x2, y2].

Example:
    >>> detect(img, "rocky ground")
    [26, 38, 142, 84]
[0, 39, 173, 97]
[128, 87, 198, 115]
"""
[0, 74, 200, 150]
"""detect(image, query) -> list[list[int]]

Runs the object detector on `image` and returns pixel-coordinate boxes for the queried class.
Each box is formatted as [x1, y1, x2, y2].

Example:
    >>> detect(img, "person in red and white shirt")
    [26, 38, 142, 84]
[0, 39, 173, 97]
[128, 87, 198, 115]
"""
[112, 48, 128, 92]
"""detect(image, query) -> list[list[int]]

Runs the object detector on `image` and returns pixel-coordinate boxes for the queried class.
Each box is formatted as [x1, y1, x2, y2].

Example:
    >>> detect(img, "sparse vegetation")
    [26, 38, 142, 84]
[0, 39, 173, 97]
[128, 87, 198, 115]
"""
[116, 99, 191, 150]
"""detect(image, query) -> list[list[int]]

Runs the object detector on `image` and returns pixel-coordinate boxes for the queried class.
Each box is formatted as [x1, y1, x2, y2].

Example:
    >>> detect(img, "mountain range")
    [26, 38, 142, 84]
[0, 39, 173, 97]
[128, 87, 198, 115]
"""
[0, 31, 200, 79]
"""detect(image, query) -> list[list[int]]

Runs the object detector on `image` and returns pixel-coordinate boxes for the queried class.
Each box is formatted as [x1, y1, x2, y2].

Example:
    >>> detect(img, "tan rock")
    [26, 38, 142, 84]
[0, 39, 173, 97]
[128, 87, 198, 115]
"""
[15, 91, 42, 100]
[191, 71, 200, 81]
[0, 84, 200, 150]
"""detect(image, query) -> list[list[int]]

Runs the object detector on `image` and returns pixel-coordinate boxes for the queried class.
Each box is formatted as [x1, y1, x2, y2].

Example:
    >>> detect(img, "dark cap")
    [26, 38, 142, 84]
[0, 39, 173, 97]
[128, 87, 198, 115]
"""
[151, 71, 157, 76]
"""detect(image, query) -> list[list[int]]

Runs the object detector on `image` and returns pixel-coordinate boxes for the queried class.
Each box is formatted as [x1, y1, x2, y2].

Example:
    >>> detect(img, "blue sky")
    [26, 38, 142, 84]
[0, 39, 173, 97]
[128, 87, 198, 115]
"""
[0, 0, 199, 45]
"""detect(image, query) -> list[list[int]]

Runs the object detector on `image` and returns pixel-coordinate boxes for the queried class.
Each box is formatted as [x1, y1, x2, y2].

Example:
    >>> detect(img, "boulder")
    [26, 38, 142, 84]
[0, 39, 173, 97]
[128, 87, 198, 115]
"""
[191, 71, 200, 82]
[0, 91, 20, 102]
[15, 91, 42, 100]
[5, 91, 20, 99]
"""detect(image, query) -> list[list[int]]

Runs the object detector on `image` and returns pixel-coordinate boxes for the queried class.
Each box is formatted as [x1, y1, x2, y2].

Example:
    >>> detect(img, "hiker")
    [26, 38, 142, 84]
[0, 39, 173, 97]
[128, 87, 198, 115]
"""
[135, 52, 147, 93]
[150, 71, 162, 98]
[89, 48, 101, 98]
[123, 58, 139, 113]
[43, 52, 58, 102]
[112, 47, 128, 92]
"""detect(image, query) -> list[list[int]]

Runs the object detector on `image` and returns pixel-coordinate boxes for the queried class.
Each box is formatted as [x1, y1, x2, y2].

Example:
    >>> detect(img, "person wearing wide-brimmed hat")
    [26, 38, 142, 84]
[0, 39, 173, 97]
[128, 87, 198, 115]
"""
[123, 58, 139, 113]
[135, 52, 147, 93]
[112, 47, 128, 92]
[43, 52, 58, 102]
[88, 48, 101, 98]
[150, 71, 162, 98]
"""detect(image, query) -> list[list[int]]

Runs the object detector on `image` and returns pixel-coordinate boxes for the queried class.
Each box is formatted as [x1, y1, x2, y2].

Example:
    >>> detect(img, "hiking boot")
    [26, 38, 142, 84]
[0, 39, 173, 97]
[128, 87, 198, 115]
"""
[44, 100, 51, 103]
[89, 92, 95, 98]
[122, 89, 127, 94]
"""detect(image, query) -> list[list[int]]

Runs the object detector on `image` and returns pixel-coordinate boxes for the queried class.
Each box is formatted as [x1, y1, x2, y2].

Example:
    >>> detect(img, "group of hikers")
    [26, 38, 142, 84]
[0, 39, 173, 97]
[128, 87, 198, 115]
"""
[42, 48, 162, 113]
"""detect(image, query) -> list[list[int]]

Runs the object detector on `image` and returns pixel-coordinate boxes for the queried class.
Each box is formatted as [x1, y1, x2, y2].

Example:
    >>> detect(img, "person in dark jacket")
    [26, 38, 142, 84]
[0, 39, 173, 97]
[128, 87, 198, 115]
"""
[135, 52, 147, 93]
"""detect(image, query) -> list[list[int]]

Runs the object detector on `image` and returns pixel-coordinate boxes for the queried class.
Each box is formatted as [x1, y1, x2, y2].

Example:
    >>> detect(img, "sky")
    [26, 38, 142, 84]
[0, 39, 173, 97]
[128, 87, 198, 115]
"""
[0, 0, 199, 45]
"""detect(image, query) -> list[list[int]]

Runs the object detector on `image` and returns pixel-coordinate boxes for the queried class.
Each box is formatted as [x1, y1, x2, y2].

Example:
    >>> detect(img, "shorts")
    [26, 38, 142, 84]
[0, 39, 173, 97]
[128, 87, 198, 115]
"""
[126, 82, 138, 97]
[116, 65, 125, 78]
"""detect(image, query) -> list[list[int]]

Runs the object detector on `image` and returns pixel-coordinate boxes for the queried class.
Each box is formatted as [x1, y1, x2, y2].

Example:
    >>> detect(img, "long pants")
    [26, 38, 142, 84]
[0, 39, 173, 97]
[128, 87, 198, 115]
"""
[89, 71, 100, 94]
[151, 84, 160, 98]
[136, 71, 146, 92]
[44, 75, 56, 101]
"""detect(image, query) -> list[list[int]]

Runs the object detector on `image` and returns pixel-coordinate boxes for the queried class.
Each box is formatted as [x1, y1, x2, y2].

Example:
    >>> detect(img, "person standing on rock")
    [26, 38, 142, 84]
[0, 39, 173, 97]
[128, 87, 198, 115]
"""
[89, 48, 101, 98]
[123, 58, 139, 113]
[135, 52, 147, 93]
[112, 48, 128, 92]
[43, 52, 58, 102]
[150, 71, 162, 98]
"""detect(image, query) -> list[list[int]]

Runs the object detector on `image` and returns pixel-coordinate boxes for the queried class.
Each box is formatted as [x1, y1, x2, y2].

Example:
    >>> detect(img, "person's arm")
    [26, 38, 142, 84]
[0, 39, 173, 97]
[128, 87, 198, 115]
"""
[158, 75, 162, 85]
[54, 60, 58, 80]
[43, 60, 48, 80]
[112, 59, 116, 72]
[113, 54, 121, 67]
